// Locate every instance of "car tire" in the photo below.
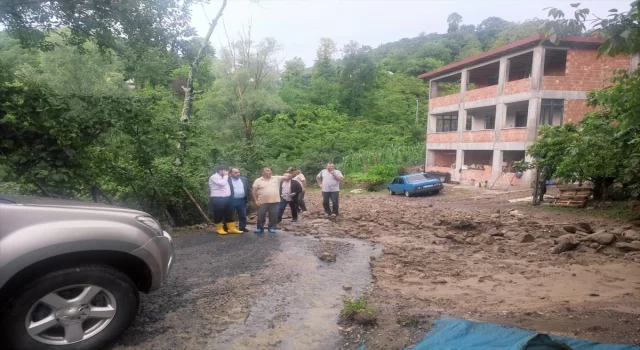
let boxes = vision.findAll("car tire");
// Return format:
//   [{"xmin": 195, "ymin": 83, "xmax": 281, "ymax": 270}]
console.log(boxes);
[
  {"xmin": 404, "ymin": 191, "xmax": 411, "ymax": 197},
  {"xmin": 0, "ymin": 265, "xmax": 139, "ymax": 350},
  {"xmin": 434, "ymin": 190, "xmax": 441, "ymax": 195},
  {"xmin": 388, "ymin": 188, "xmax": 395, "ymax": 195}
]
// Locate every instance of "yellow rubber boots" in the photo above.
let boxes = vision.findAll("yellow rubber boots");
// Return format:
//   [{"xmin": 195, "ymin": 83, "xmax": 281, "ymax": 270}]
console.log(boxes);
[
  {"xmin": 227, "ymin": 222, "xmax": 243, "ymax": 234},
  {"xmin": 216, "ymin": 223, "xmax": 228, "ymax": 235}
]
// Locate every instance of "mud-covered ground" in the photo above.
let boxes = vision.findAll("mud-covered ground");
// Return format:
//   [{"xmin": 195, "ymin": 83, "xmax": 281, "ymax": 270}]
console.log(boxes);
[{"xmin": 111, "ymin": 185, "xmax": 640, "ymax": 349}]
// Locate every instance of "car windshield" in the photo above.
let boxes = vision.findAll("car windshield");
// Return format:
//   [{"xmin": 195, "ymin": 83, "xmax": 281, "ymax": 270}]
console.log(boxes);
[{"xmin": 406, "ymin": 174, "xmax": 431, "ymax": 183}]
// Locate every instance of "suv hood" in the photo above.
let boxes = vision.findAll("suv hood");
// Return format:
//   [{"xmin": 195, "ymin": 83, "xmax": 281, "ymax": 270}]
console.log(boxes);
[{"xmin": 0, "ymin": 195, "xmax": 147, "ymax": 215}]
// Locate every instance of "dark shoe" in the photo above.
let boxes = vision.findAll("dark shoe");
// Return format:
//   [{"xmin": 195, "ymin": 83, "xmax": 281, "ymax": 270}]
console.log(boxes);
[
  {"xmin": 254, "ymin": 228, "xmax": 264, "ymax": 233},
  {"xmin": 241, "ymin": 228, "xmax": 249, "ymax": 233},
  {"xmin": 268, "ymin": 228, "xmax": 277, "ymax": 233},
  {"xmin": 292, "ymin": 218, "xmax": 298, "ymax": 222}
]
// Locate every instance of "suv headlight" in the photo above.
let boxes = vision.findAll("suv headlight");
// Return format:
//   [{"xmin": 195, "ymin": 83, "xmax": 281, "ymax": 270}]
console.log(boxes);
[{"xmin": 137, "ymin": 216, "xmax": 163, "ymax": 236}]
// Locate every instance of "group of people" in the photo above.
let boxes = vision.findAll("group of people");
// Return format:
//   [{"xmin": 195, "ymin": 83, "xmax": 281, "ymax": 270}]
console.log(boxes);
[{"xmin": 207, "ymin": 163, "xmax": 344, "ymax": 235}]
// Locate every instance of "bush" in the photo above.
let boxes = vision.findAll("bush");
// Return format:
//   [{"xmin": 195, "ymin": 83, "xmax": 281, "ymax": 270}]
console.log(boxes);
[
  {"xmin": 342, "ymin": 296, "xmax": 376, "ymax": 319},
  {"xmin": 350, "ymin": 164, "xmax": 400, "ymax": 191}
]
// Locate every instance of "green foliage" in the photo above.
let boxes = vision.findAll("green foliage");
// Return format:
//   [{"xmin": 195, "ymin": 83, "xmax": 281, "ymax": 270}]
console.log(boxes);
[
  {"xmin": 341, "ymin": 296, "xmax": 376, "ymax": 319},
  {"xmin": 339, "ymin": 144, "xmax": 425, "ymax": 175},
  {"xmin": 349, "ymin": 164, "xmax": 401, "ymax": 190}
]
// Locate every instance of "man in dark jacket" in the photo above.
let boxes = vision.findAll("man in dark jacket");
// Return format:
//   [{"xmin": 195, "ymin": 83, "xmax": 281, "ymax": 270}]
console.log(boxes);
[
  {"xmin": 228, "ymin": 168, "xmax": 252, "ymax": 232},
  {"xmin": 277, "ymin": 172, "xmax": 302, "ymax": 223}
]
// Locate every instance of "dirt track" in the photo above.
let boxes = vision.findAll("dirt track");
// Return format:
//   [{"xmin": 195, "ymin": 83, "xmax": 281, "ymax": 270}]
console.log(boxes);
[
  {"xmin": 112, "ymin": 185, "xmax": 640, "ymax": 349},
  {"xmin": 292, "ymin": 187, "xmax": 640, "ymax": 349}
]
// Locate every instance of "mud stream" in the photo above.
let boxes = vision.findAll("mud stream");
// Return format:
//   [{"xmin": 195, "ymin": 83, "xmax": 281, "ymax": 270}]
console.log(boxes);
[{"xmin": 207, "ymin": 234, "xmax": 381, "ymax": 350}]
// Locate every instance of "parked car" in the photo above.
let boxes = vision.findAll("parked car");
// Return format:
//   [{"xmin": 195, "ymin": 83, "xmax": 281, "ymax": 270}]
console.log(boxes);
[
  {"xmin": 387, "ymin": 173, "xmax": 443, "ymax": 197},
  {"xmin": 0, "ymin": 196, "xmax": 174, "ymax": 350}
]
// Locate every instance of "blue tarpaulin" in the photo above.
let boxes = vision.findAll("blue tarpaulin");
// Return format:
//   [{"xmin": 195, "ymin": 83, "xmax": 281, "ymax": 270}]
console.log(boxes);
[
  {"xmin": 407, "ymin": 319, "xmax": 640, "ymax": 350},
  {"xmin": 357, "ymin": 318, "xmax": 640, "ymax": 350}
]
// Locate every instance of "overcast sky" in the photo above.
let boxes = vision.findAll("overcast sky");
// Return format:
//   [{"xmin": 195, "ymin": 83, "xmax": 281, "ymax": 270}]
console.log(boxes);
[{"xmin": 193, "ymin": 0, "xmax": 630, "ymax": 66}]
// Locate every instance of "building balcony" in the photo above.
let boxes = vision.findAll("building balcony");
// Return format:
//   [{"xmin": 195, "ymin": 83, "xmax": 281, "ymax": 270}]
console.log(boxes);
[
  {"xmin": 430, "ymin": 93, "xmax": 460, "ymax": 109},
  {"xmin": 464, "ymin": 85, "xmax": 497, "ymax": 102},
  {"xmin": 499, "ymin": 128, "xmax": 527, "ymax": 142},
  {"xmin": 427, "ymin": 132, "xmax": 457, "ymax": 143},
  {"xmin": 462, "ymin": 130, "xmax": 495, "ymax": 143},
  {"xmin": 503, "ymin": 78, "xmax": 530, "ymax": 95}
]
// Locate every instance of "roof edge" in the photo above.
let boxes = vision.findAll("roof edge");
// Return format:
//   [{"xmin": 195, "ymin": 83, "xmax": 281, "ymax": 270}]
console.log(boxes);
[{"xmin": 418, "ymin": 35, "xmax": 603, "ymax": 80}]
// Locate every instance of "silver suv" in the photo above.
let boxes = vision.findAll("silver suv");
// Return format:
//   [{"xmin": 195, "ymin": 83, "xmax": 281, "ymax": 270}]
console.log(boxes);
[{"xmin": 0, "ymin": 196, "xmax": 174, "ymax": 350}]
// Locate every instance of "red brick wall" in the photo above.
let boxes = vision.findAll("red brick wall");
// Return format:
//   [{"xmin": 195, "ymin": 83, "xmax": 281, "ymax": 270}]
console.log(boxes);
[
  {"xmin": 433, "ymin": 151, "xmax": 456, "ymax": 167},
  {"xmin": 461, "ymin": 130, "xmax": 494, "ymax": 143},
  {"xmin": 460, "ymin": 166, "xmax": 493, "ymax": 183},
  {"xmin": 543, "ymin": 49, "xmax": 630, "ymax": 91},
  {"xmin": 430, "ymin": 93, "xmax": 460, "ymax": 109},
  {"xmin": 427, "ymin": 132, "xmax": 458, "ymax": 143},
  {"xmin": 464, "ymin": 85, "xmax": 498, "ymax": 102},
  {"xmin": 504, "ymin": 78, "xmax": 530, "ymax": 95},
  {"xmin": 564, "ymin": 100, "xmax": 598, "ymax": 124},
  {"xmin": 499, "ymin": 128, "xmax": 526, "ymax": 142}
]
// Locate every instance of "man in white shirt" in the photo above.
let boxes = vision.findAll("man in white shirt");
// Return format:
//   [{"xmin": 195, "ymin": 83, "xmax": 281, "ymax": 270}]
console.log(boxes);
[
  {"xmin": 316, "ymin": 162, "xmax": 344, "ymax": 216},
  {"xmin": 209, "ymin": 165, "xmax": 242, "ymax": 235}
]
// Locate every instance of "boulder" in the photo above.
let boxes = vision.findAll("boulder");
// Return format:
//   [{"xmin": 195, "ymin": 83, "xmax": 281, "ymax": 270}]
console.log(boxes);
[
  {"xmin": 616, "ymin": 241, "xmax": 640, "ymax": 252},
  {"xmin": 551, "ymin": 235, "xmax": 579, "ymax": 254},
  {"xmin": 563, "ymin": 226, "xmax": 577, "ymax": 234},
  {"xmin": 589, "ymin": 243, "xmax": 600, "ymax": 249},
  {"xmin": 622, "ymin": 229, "xmax": 640, "ymax": 242},
  {"xmin": 576, "ymin": 222, "xmax": 594, "ymax": 233},
  {"xmin": 343, "ymin": 284, "xmax": 352, "ymax": 291},
  {"xmin": 319, "ymin": 252, "xmax": 336, "ymax": 262},
  {"xmin": 516, "ymin": 233, "xmax": 535, "ymax": 243},
  {"xmin": 353, "ymin": 310, "xmax": 377, "ymax": 325},
  {"xmin": 483, "ymin": 235, "xmax": 496, "ymax": 245},
  {"xmin": 549, "ymin": 229, "xmax": 564, "ymax": 238},
  {"xmin": 590, "ymin": 233, "xmax": 616, "ymax": 245}
]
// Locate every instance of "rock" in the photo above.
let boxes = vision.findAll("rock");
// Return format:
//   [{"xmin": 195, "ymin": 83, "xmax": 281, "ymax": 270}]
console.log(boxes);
[
  {"xmin": 590, "ymin": 233, "xmax": 616, "ymax": 245},
  {"xmin": 589, "ymin": 243, "xmax": 600, "ymax": 249},
  {"xmin": 319, "ymin": 252, "xmax": 336, "ymax": 262},
  {"xmin": 549, "ymin": 229, "xmax": 564, "ymax": 238},
  {"xmin": 622, "ymin": 229, "xmax": 640, "ymax": 242},
  {"xmin": 504, "ymin": 231, "xmax": 519, "ymax": 239},
  {"xmin": 551, "ymin": 235, "xmax": 579, "ymax": 254},
  {"xmin": 343, "ymin": 284, "xmax": 352, "ymax": 291},
  {"xmin": 576, "ymin": 222, "xmax": 594, "ymax": 233},
  {"xmin": 353, "ymin": 310, "xmax": 377, "ymax": 325},
  {"xmin": 516, "ymin": 233, "xmax": 535, "ymax": 243},
  {"xmin": 509, "ymin": 210, "xmax": 520, "ymax": 216},
  {"xmin": 432, "ymin": 279, "xmax": 448, "ymax": 284},
  {"xmin": 563, "ymin": 226, "xmax": 577, "ymax": 234},
  {"xmin": 350, "ymin": 189, "xmax": 363, "ymax": 194},
  {"xmin": 483, "ymin": 235, "xmax": 496, "ymax": 245},
  {"xmin": 496, "ymin": 209, "xmax": 501, "ymax": 214},
  {"xmin": 490, "ymin": 214, "xmax": 500, "ymax": 219},
  {"xmin": 616, "ymin": 241, "xmax": 640, "ymax": 252},
  {"xmin": 610, "ymin": 227, "xmax": 625, "ymax": 235},
  {"xmin": 488, "ymin": 229, "xmax": 504, "ymax": 236}
]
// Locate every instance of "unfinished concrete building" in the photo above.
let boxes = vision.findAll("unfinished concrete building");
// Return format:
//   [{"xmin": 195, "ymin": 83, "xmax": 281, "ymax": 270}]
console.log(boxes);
[{"xmin": 421, "ymin": 34, "xmax": 639, "ymax": 188}]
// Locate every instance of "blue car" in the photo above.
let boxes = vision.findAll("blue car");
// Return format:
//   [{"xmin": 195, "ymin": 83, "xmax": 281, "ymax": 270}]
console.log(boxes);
[{"xmin": 388, "ymin": 173, "xmax": 443, "ymax": 197}]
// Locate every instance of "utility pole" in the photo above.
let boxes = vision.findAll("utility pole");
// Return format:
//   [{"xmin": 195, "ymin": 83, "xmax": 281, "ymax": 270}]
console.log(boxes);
[{"xmin": 415, "ymin": 98, "xmax": 419, "ymax": 125}]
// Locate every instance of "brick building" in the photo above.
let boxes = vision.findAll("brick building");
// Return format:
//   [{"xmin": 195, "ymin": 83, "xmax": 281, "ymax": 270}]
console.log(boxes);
[{"xmin": 420, "ymin": 34, "xmax": 639, "ymax": 188}]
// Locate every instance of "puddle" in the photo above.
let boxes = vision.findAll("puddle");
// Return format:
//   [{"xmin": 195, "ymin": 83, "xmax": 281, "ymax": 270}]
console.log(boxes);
[{"xmin": 206, "ymin": 233, "xmax": 381, "ymax": 350}]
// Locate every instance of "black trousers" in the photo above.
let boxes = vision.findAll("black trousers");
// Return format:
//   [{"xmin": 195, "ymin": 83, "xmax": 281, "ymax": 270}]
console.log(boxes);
[
  {"xmin": 209, "ymin": 196, "xmax": 232, "ymax": 224},
  {"xmin": 322, "ymin": 191, "xmax": 339, "ymax": 215},
  {"xmin": 278, "ymin": 198, "xmax": 298, "ymax": 222},
  {"xmin": 297, "ymin": 191, "xmax": 307, "ymax": 212}
]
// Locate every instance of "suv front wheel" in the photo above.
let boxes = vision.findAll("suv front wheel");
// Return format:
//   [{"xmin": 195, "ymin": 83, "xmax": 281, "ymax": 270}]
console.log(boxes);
[{"xmin": 1, "ymin": 265, "xmax": 139, "ymax": 350}]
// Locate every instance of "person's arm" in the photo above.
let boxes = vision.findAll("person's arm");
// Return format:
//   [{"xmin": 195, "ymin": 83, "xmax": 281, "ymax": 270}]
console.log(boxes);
[
  {"xmin": 211, "ymin": 173, "xmax": 228, "ymax": 186},
  {"xmin": 330, "ymin": 170, "xmax": 344, "ymax": 182},
  {"xmin": 252, "ymin": 185, "xmax": 259, "ymax": 206}
]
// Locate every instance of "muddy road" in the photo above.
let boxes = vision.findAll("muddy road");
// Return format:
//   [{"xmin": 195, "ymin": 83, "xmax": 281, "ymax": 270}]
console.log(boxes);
[{"xmin": 112, "ymin": 186, "xmax": 640, "ymax": 349}]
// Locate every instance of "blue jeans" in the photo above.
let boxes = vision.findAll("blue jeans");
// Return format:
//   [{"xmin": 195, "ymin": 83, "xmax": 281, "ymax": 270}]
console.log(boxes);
[
  {"xmin": 231, "ymin": 197, "xmax": 247, "ymax": 229},
  {"xmin": 277, "ymin": 198, "xmax": 298, "ymax": 222}
]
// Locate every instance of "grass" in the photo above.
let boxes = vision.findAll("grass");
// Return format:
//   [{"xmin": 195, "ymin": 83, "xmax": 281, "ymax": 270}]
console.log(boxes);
[
  {"xmin": 338, "ymin": 144, "xmax": 425, "ymax": 175},
  {"xmin": 541, "ymin": 201, "xmax": 634, "ymax": 220},
  {"xmin": 341, "ymin": 296, "xmax": 376, "ymax": 319},
  {"xmin": 396, "ymin": 314, "xmax": 420, "ymax": 328}
]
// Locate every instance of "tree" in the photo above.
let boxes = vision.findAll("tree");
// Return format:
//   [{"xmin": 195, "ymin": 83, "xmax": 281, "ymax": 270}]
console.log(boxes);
[
  {"xmin": 339, "ymin": 41, "xmax": 376, "ymax": 116},
  {"xmin": 310, "ymin": 38, "xmax": 340, "ymax": 106},
  {"xmin": 0, "ymin": 0, "xmax": 196, "ymax": 52},
  {"xmin": 447, "ymin": 13, "xmax": 463, "ymax": 33}
]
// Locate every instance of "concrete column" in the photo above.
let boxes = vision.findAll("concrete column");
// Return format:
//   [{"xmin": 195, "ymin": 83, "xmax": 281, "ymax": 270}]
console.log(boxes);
[
  {"xmin": 494, "ymin": 103, "xmax": 506, "ymax": 141},
  {"xmin": 525, "ymin": 98, "xmax": 541, "ymax": 142},
  {"xmin": 459, "ymin": 69, "xmax": 468, "ymax": 103},
  {"xmin": 631, "ymin": 53, "xmax": 640, "ymax": 73},
  {"xmin": 491, "ymin": 150, "xmax": 503, "ymax": 184},
  {"xmin": 426, "ymin": 114, "xmax": 435, "ymax": 133},
  {"xmin": 530, "ymin": 46, "xmax": 545, "ymax": 91},
  {"xmin": 497, "ymin": 57, "xmax": 509, "ymax": 96},
  {"xmin": 457, "ymin": 108, "xmax": 466, "ymax": 143},
  {"xmin": 454, "ymin": 149, "xmax": 464, "ymax": 181},
  {"xmin": 430, "ymin": 80, "xmax": 439, "ymax": 99}
]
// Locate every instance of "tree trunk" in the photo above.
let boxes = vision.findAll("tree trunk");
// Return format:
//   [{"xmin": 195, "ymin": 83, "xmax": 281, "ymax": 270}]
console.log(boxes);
[
  {"xmin": 178, "ymin": 0, "xmax": 228, "ymax": 159},
  {"xmin": 183, "ymin": 186, "xmax": 213, "ymax": 225}
]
